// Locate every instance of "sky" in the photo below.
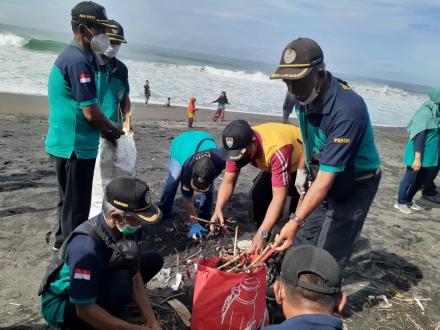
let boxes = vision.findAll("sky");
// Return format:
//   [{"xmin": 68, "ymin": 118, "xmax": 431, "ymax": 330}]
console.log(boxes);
[{"xmin": 0, "ymin": 0, "xmax": 439, "ymax": 85}]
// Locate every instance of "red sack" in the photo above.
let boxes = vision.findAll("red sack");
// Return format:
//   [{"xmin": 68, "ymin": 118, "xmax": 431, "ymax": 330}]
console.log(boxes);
[{"xmin": 191, "ymin": 257, "xmax": 268, "ymax": 330}]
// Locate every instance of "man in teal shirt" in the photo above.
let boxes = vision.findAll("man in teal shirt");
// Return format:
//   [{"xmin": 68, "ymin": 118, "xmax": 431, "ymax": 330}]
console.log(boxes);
[
  {"xmin": 272, "ymin": 38, "xmax": 381, "ymax": 269},
  {"xmin": 99, "ymin": 20, "xmax": 131, "ymax": 126},
  {"xmin": 45, "ymin": 1, "xmax": 123, "ymax": 250}
]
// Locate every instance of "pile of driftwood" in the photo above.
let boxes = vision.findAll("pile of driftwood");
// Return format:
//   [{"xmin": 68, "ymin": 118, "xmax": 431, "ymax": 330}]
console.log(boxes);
[{"xmin": 216, "ymin": 242, "xmax": 277, "ymax": 273}]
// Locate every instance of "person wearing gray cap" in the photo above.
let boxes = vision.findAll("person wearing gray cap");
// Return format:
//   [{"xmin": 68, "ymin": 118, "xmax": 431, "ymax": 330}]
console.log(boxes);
[
  {"xmin": 271, "ymin": 38, "xmax": 381, "ymax": 270},
  {"xmin": 264, "ymin": 245, "xmax": 346, "ymax": 329}
]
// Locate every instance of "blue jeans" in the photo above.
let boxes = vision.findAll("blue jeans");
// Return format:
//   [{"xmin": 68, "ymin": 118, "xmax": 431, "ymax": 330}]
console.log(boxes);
[
  {"xmin": 158, "ymin": 158, "xmax": 214, "ymax": 219},
  {"xmin": 397, "ymin": 166, "xmax": 432, "ymax": 204}
]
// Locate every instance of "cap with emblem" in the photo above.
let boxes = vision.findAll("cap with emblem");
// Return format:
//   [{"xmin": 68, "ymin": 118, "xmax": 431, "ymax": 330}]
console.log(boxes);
[
  {"xmin": 71, "ymin": 1, "xmax": 114, "ymax": 27},
  {"xmin": 105, "ymin": 176, "xmax": 161, "ymax": 224},
  {"xmin": 280, "ymin": 245, "xmax": 341, "ymax": 294},
  {"xmin": 191, "ymin": 155, "xmax": 216, "ymax": 192},
  {"xmin": 106, "ymin": 19, "xmax": 127, "ymax": 43},
  {"xmin": 222, "ymin": 120, "xmax": 253, "ymax": 161},
  {"xmin": 271, "ymin": 38, "xmax": 324, "ymax": 80}
]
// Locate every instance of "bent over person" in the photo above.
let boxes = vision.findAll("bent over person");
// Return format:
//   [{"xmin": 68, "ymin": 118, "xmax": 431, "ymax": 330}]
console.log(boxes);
[
  {"xmin": 271, "ymin": 38, "xmax": 381, "ymax": 269},
  {"xmin": 39, "ymin": 177, "xmax": 163, "ymax": 330},
  {"xmin": 211, "ymin": 120, "xmax": 303, "ymax": 252},
  {"xmin": 158, "ymin": 131, "xmax": 226, "ymax": 239}
]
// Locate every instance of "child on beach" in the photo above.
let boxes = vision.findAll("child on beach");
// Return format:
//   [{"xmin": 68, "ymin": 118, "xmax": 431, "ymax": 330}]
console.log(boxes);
[
  {"xmin": 187, "ymin": 96, "xmax": 197, "ymax": 128},
  {"xmin": 211, "ymin": 91, "xmax": 229, "ymax": 125},
  {"xmin": 144, "ymin": 80, "xmax": 151, "ymax": 106},
  {"xmin": 395, "ymin": 87, "xmax": 440, "ymax": 214},
  {"xmin": 164, "ymin": 97, "xmax": 171, "ymax": 107}
]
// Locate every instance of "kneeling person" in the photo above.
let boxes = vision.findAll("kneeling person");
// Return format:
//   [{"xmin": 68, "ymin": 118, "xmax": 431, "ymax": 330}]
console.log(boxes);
[
  {"xmin": 39, "ymin": 177, "xmax": 163, "ymax": 330},
  {"xmin": 265, "ymin": 245, "xmax": 346, "ymax": 329},
  {"xmin": 158, "ymin": 131, "xmax": 226, "ymax": 239}
]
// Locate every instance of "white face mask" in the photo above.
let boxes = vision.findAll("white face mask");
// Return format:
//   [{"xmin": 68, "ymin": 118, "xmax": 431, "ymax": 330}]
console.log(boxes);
[
  {"xmin": 104, "ymin": 44, "xmax": 120, "ymax": 58},
  {"xmin": 298, "ymin": 74, "xmax": 321, "ymax": 106},
  {"xmin": 90, "ymin": 33, "xmax": 111, "ymax": 54},
  {"xmin": 81, "ymin": 24, "xmax": 112, "ymax": 54}
]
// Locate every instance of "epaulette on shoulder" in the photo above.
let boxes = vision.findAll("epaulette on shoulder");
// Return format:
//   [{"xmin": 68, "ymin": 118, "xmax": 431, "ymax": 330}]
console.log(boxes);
[{"xmin": 337, "ymin": 78, "xmax": 351, "ymax": 90}]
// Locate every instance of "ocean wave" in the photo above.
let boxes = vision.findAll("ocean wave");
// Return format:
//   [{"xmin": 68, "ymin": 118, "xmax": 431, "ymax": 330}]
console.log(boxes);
[
  {"xmin": 203, "ymin": 66, "xmax": 272, "ymax": 83},
  {"xmin": 0, "ymin": 32, "xmax": 28, "ymax": 47},
  {"xmin": 352, "ymin": 83, "xmax": 412, "ymax": 98},
  {"xmin": 0, "ymin": 32, "xmax": 65, "ymax": 52}
]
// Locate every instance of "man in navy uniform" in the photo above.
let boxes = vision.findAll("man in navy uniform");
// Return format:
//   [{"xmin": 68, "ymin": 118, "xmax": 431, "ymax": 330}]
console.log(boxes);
[
  {"xmin": 39, "ymin": 177, "xmax": 163, "ymax": 330},
  {"xmin": 45, "ymin": 1, "xmax": 123, "ymax": 250},
  {"xmin": 272, "ymin": 38, "xmax": 381, "ymax": 269}
]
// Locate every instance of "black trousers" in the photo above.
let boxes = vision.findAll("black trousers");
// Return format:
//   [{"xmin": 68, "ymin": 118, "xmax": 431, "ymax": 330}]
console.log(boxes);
[
  {"xmin": 61, "ymin": 251, "xmax": 164, "ymax": 329},
  {"xmin": 294, "ymin": 171, "xmax": 381, "ymax": 270},
  {"xmin": 248, "ymin": 170, "xmax": 299, "ymax": 233},
  {"xmin": 53, "ymin": 154, "xmax": 96, "ymax": 245},
  {"xmin": 422, "ymin": 165, "xmax": 440, "ymax": 196}
]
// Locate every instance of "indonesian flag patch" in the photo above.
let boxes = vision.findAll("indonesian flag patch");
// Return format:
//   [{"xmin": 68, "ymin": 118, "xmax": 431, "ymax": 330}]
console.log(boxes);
[
  {"xmin": 74, "ymin": 268, "xmax": 91, "ymax": 280},
  {"xmin": 79, "ymin": 73, "xmax": 91, "ymax": 83}
]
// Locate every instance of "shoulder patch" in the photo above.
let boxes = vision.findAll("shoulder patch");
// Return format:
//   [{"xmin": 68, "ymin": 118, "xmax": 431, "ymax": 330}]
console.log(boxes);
[
  {"xmin": 339, "ymin": 82, "xmax": 351, "ymax": 90},
  {"xmin": 73, "ymin": 268, "xmax": 91, "ymax": 280},
  {"xmin": 333, "ymin": 137, "xmax": 351, "ymax": 144}
]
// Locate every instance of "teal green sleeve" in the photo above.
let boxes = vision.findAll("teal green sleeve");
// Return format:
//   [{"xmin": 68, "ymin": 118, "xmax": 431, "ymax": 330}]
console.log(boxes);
[
  {"xmin": 319, "ymin": 164, "xmax": 345, "ymax": 173},
  {"xmin": 79, "ymin": 98, "xmax": 98, "ymax": 107},
  {"xmin": 70, "ymin": 296, "xmax": 96, "ymax": 304}
]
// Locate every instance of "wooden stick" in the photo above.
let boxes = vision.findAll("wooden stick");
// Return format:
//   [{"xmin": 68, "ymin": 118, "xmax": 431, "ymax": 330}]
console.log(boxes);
[
  {"xmin": 160, "ymin": 292, "xmax": 186, "ymax": 305},
  {"xmin": 216, "ymin": 252, "xmax": 246, "ymax": 270},
  {"xmin": 190, "ymin": 215, "xmax": 236, "ymax": 231},
  {"xmin": 241, "ymin": 245, "xmax": 272, "ymax": 273},
  {"xmin": 233, "ymin": 226, "xmax": 238, "ymax": 257}
]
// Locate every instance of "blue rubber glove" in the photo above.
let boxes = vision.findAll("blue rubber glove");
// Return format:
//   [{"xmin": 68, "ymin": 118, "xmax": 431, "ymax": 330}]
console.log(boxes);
[{"xmin": 188, "ymin": 223, "xmax": 208, "ymax": 239}]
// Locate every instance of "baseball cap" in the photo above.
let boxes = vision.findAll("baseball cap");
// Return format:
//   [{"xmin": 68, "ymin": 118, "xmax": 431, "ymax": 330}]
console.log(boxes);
[
  {"xmin": 270, "ymin": 38, "xmax": 324, "ymax": 80},
  {"xmin": 222, "ymin": 120, "xmax": 253, "ymax": 161},
  {"xmin": 71, "ymin": 1, "xmax": 115, "ymax": 27},
  {"xmin": 191, "ymin": 154, "xmax": 216, "ymax": 192},
  {"xmin": 106, "ymin": 20, "xmax": 127, "ymax": 43},
  {"xmin": 280, "ymin": 245, "xmax": 341, "ymax": 294},
  {"xmin": 105, "ymin": 177, "xmax": 162, "ymax": 224}
]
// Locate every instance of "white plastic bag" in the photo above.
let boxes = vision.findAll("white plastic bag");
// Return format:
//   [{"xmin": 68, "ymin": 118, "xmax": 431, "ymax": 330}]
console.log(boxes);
[{"xmin": 89, "ymin": 129, "xmax": 136, "ymax": 218}]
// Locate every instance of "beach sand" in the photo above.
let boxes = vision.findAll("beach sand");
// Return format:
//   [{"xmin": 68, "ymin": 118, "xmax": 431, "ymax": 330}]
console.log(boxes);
[{"xmin": 0, "ymin": 92, "xmax": 439, "ymax": 329}]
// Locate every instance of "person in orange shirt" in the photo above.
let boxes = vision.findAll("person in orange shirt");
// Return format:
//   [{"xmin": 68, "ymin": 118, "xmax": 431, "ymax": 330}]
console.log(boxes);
[{"xmin": 187, "ymin": 96, "xmax": 197, "ymax": 128}]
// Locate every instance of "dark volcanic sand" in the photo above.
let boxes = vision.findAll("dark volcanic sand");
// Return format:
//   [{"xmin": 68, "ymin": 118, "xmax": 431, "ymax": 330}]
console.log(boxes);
[{"xmin": 0, "ymin": 93, "xmax": 439, "ymax": 329}]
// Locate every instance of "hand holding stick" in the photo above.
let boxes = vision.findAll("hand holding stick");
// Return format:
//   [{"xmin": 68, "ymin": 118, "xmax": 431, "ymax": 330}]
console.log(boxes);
[{"xmin": 190, "ymin": 215, "xmax": 236, "ymax": 232}]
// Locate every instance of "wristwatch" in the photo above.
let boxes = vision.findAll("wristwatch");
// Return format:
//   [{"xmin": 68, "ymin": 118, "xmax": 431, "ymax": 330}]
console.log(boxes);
[
  {"xmin": 257, "ymin": 230, "xmax": 269, "ymax": 239},
  {"xmin": 289, "ymin": 213, "xmax": 305, "ymax": 229}
]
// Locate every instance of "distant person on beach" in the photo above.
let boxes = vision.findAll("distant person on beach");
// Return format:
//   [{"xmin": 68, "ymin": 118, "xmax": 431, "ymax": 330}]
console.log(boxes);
[
  {"xmin": 210, "ymin": 120, "xmax": 303, "ymax": 252},
  {"xmin": 187, "ymin": 96, "xmax": 197, "ymax": 128},
  {"xmin": 395, "ymin": 87, "xmax": 440, "ymax": 214},
  {"xmin": 45, "ymin": 1, "xmax": 123, "ymax": 250},
  {"xmin": 211, "ymin": 91, "xmax": 229, "ymax": 125},
  {"xmin": 164, "ymin": 97, "xmax": 171, "ymax": 107},
  {"xmin": 264, "ymin": 245, "xmax": 346, "ymax": 330},
  {"xmin": 271, "ymin": 38, "xmax": 381, "ymax": 270},
  {"xmin": 282, "ymin": 91, "xmax": 295, "ymax": 123},
  {"xmin": 158, "ymin": 131, "xmax": 225, "ymax": 239},
  {"xmin": 39, "ymin": 177, "xmax": 163, "ymax": 330},
  {"xmin": 144, "ymin": 80, "xmax": 151, "ymax": 105}
]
